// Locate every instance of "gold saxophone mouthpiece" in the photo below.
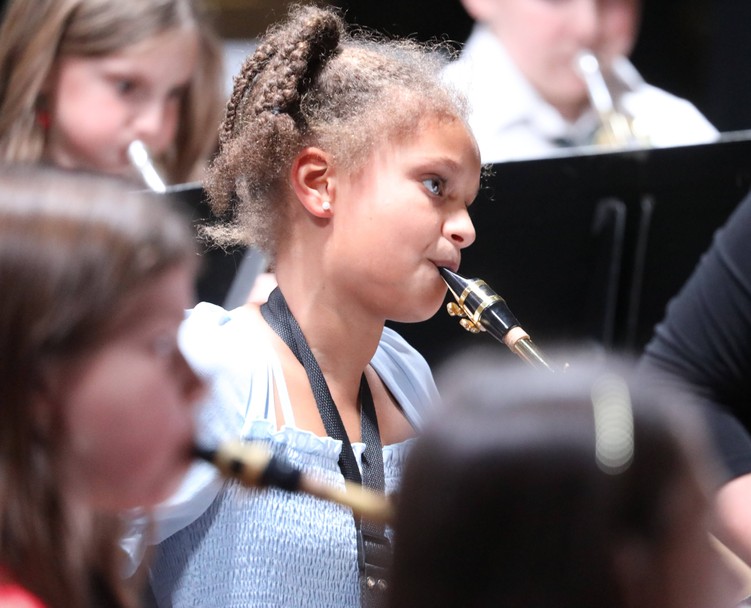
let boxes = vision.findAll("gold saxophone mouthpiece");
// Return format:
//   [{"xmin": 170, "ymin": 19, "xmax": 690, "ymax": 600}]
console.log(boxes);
[
  {"xmin": 439, "ymin": 267, "xmax": 554, "ymax": 372},
  {"xmin": 193, "ymin": 440, "xmax": 395, "ymax": 525}
]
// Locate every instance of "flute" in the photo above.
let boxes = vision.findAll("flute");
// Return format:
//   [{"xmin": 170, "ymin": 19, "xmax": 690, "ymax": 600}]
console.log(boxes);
[
  {"xmin": 127, "ymin": 140, "xmax": 167, "ymax": 193},
  {"xmin": 193, "ymin": 439, "xmax": 395, "ymax": 525},
  {"xmin": 440, "ymin": 267, "xmax": 554, "ymax": 372}
]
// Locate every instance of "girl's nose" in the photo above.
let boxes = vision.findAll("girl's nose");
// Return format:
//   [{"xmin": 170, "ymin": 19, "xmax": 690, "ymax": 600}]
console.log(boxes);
[
  {"xmin": 133, "ymin": 100, "xmax": 177, "ymax": 155},
  {"xmin": 447, "ymin": 207, "xmax": 476, "ymax": 249},
  {"xmin": 570, "ymin": 0, "xmax": 600, "ymax": 47}
]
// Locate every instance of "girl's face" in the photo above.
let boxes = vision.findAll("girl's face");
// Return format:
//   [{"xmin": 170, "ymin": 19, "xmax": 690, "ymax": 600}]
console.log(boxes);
[
  {"xmin": 57, "ymin": 265, "xmax": 205, "ymax": 512},
  {"xmin": 45, "ymin": 27, "xmax": 199, "ymax": 178},
  {"xmin": 328, "ymin": 115, "xmax": 480, "ymax": 323}
]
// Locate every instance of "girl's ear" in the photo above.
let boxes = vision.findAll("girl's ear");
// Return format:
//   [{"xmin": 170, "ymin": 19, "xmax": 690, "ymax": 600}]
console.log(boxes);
[{"xmin": 290, "ymin": 146, "xmax": 336, "ymax": 218}]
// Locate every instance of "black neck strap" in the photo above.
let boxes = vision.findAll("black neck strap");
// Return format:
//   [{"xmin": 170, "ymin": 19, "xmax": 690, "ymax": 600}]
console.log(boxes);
[{"xmin": 261, "ymin": 288, "xmax": 391, "ymax": 606}]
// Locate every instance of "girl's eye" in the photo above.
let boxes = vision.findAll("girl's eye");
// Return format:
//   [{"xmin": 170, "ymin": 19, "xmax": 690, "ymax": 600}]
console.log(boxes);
[
  {"xmin": 422, "ymin": 177, "xmax": 444, "ymax": 196},
  {"xmin": 115, "ymin": 79, "xmax": 137, "ymax": 95}
]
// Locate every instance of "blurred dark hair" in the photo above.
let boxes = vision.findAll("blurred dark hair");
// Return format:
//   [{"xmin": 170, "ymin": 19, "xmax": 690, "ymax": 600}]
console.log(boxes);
[{"xmin": 389, "ymin": 348, "xmax": 717, "ymax": 608}]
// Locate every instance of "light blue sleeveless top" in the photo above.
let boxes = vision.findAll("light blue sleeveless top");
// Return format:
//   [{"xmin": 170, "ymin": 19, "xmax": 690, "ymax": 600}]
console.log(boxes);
[{"xmin": 124, "ymin": 303, "xmax": 439, "ymax": 607}]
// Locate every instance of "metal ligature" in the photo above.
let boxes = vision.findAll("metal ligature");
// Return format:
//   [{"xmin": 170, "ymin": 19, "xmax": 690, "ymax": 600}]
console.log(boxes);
[
  {"xmin": 127, "ymin": 139, "xmax": 167, "ymax": 193},
  {"xmin": 194, "ymin": 439, "xmax": 394, "ymax": 524},
  {"xmin": 440, "ymin": 267, "xmax": 554, "ymax": 372}
]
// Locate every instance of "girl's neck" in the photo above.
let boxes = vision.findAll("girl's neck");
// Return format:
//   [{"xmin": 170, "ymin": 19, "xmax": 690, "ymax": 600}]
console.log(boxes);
[
  {"xmin": 273, "ymin": 273, "xmax": 383, "ymax": 388},
  {"xmin": 272, "ymin": 218, "xmax": 386, "ymax": 388}
]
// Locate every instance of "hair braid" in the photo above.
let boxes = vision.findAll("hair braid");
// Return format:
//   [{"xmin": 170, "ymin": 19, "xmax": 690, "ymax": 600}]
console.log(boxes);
[
  {"xmin": 219, "ymin": 6, "xmax": 340, "ymax": 149},
  {"xmin": 219, "ymin": 42, "xmax": 275, "ymax": 149},
  {"xmin": 206, "ymin": 5, "xmax": 343, "ymax": 252}
]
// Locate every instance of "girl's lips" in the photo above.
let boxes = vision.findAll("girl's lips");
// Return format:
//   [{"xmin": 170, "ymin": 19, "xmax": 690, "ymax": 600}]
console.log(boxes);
[{"xmin": 433, "ymin": 260, "xmax": 460, "ymax": 273}]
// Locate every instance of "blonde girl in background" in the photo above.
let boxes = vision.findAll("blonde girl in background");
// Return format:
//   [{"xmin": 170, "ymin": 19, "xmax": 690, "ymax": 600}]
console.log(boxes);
[{"xmin": 0, "ymin": 0, "xmax": 224, "ymax": 185}]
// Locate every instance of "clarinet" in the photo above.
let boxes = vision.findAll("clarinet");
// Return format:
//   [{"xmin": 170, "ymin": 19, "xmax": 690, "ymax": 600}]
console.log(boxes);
[{"xmin": 193, "ymin": 440, "xmax": 394, "ymax": 524}]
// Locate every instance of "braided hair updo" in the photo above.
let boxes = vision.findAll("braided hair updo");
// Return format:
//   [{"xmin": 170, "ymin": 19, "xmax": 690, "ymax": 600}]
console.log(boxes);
[{"xmin": 205, "ymin": 3, "xmax": 467, "ymax": 258}]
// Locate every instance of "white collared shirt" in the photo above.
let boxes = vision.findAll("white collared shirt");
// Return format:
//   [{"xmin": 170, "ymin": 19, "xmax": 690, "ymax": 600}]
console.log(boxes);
[{"xmin": 442, "ymin": 24, "xmax": 719, "ymax": 163}]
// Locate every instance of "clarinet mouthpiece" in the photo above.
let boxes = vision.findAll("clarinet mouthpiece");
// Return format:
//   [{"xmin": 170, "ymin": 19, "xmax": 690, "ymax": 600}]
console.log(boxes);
[
  {"xmin": 439, "ymin": 267, "xmax": 521, "ymax": 343},
  {"xmin": 439, "ymin": 267, "xmax": 554, "ymax": 372}
]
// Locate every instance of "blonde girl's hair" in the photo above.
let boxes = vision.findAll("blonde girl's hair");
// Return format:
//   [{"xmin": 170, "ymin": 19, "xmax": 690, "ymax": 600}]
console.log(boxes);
[{"xmin": 0, "ymin": 0, "xmax": 225, "ymax": 183}]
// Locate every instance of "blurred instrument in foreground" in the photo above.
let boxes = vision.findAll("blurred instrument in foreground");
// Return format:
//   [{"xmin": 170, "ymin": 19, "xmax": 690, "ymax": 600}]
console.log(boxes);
[{"xmin": 194, "ymin": 439, "xmax": 394, "ymax": 524}]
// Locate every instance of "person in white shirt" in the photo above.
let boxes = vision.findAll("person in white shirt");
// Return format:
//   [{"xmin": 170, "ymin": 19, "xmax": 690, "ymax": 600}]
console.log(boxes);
[{"xmin": 442, "ymin": 0, "xmax": 718, "ymax": 163}]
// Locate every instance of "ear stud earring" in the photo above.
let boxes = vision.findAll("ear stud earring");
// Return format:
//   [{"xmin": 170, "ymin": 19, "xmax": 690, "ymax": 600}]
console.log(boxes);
[{"xmin": 321, "ymin": 201, "xmax": 331, "ymax": 212}]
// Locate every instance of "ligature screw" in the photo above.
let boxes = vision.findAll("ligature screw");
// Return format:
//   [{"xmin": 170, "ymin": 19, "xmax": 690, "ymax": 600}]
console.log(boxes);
[
  {"xmin": 459, "ymin": 318, "xmax": 481, "ymax": 334},
  {"xmin": 446, "ymin": 302, "xmax": 466, "ymax": 317}
]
